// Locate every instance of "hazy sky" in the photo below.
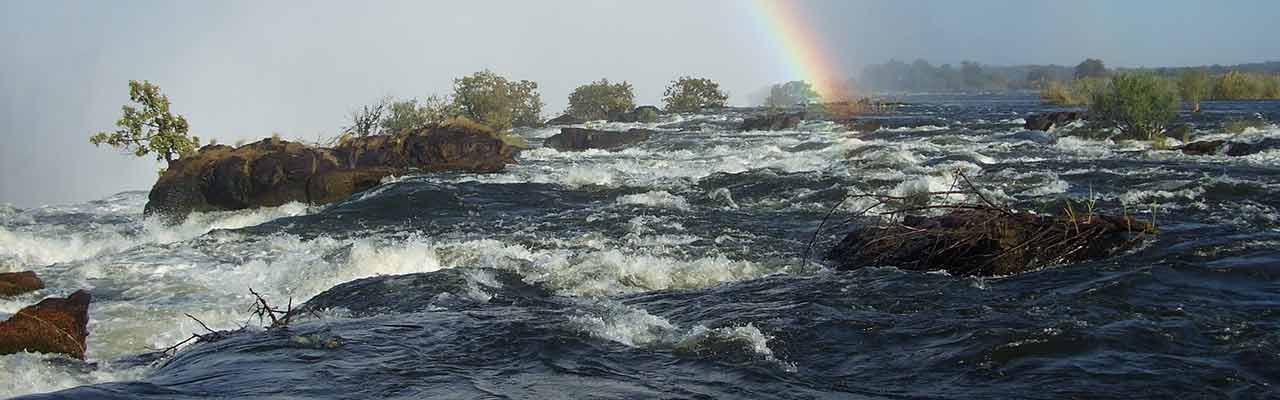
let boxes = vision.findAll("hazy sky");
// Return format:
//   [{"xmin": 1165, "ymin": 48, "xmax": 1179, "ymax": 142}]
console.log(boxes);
[{"xmin": 2, "ymin": 0, "xmax": 1277, "ymax": 207}]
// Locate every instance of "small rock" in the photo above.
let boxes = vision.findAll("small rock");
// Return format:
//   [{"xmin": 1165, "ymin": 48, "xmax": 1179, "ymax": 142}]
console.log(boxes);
[
  {"xmin": 545, "ymin": 114, "xmax": 587, "ymax": 126},
  {"xmin": 0, "ymin": 271, "xmax": 44, "ymax": 297},
  {"xmin": 0, "ymin": 290, "xmax": 91, "ymax": 359},
  {"xmin": 544, "ymin": 128, "xmax": 652, "ymax": 151},
  {"xmin": 1024, "ymin": 111, "xmax": 1086, "ymax": 131}
]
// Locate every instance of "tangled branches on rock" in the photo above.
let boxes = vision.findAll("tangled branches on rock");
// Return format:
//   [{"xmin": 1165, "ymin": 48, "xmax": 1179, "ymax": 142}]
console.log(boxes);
[{"xmin": 812, "ymin": 170, "xmax": 1155, "ymax": 277}]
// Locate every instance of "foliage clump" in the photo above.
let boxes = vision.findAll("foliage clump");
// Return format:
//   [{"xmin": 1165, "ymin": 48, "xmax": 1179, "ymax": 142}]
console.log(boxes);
[
  {"xmin": 662, "ymin": 76, "xmax": 729, "ymax": 113},
  {"xmin": 452, "ymin": 70, "xmax": 543, "ymax": 131},
  {"xmin": 764, "ymin": 81, "xmax": 820, "ymax": 107},
  {"xmin": 378, "ymin": 95, "xmax": 459, "ymax": 135},
  {"xmin": 566, "ymin": 79, "xmax": 636, "ymax": 121},
  {"xmin": 1090, "ymin": 73, "xmax": 1179, "ymax": 143},
  {"xmin": 1074, "ymin": 58, "xmax": 1109, "ymax": 79},
  {"xmin": 1039, "ymin": 77, "xmax": 1108, "ymax": 106},
  {"xmin": 90, "ymin": 80, "xmax": 200, "ymax": 166},
  {"xmin": 1177, "ymin": 69, "xmax": 1211, "ymax": 113}
]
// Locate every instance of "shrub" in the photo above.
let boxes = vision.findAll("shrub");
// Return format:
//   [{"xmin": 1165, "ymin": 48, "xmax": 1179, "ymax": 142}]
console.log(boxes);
[
  {"xmin": 344, "ymin": 96, "xmax": 390, "ymax": 136},
  {"xmin": 1039, "ymin": 78, "xmax": 1107, "ymax": 106},
  {"xmin": 90, "ymin": 80, "xmax": 200, "ymax": 166},
  {"xmin": 1074, "ymin": 58, "xmax": 1108, "ymax": 80},
  {"xmin": 662, "ymin": 76, "xmax": 729, "ymax": 113},
  {"xmin": 634, "ymin": 107, "xmax": 659, "ymax": 123},
  {"xmin": 1213, "ymin": 71, "xmax": 1264, "ymax": 100},
  {"xmin": 1090, "ymin": 74, "xmax": 1178, "ymax": 142},
  {"xmin": 379, "ymin": 95, "xmax": 459, "ymax": 134},
  {"xmin": 764, "ymin": 80, "xmax": 820, "ymax": 107},
  {"xmin": 566, "ymin": 79, "xmax": 635, "ymax": 121},
  {"xmin": 1177, "ymin": 70, "xmax": 1211, "ymax": 112},
  {"xmin": 452, "ymin": 70, "xmax": 544, "ymax": 131}
]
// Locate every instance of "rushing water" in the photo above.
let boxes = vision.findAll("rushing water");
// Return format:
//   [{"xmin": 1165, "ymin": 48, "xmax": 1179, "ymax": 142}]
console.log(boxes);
[{"xmin": 2, "ymin": 94, "xmax": 1278, "ymax": 399}]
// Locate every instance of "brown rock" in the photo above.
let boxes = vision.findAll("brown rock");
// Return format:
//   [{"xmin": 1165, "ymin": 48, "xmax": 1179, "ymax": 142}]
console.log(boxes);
[
  {"xmin": 0, "ymin": 290, "xmax": 91, "ymax": 359},
  {"xmin": 145, "ymin": 123, "xmax": 520, "ymax": 218},
  {"xmin": 828, "ymin": 209, "xmax": 1152, "ymax": 277},
  {"xmin": 0, "ymin": 271, "xmax": 44, "ymax": 297},
  {"xmin": 544, "ymin": 128, "xmax": 652, "ymax": 152}
]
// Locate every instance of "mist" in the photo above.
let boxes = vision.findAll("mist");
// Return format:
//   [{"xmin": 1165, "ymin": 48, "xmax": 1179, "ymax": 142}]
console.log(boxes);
[{"xmin": 3, "ymin": 0, "xmax": 1276, "ymax": 207}]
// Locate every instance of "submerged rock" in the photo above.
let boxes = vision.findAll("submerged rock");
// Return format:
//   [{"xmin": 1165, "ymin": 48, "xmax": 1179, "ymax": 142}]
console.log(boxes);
[
  {"xmin": 545, "ymin": 114, "xmax": 587, "ymax": 126},
  {"xmin": 544, "ymin": 127, "xmax": 652, "ymax": 151},
  {"xmin": 145, "ymin": 124, "xmax": 521, "ymax": 218},
  {"xmin": 0, "ymin": 290, "xmax": 91, "ymax": 359},
  {"xmin": 739, "ymin": 112, "xmax": 805, "ymax": 131},
  {"xmin": 828, "ymin": 209, "xmax": 1152, "ymax": 277},
  {"xmin": 0, "ymin": 271, "xmax": 44, "ymax": 297},
  {"xmin": 1024, "ymin": 111, "xmax": 1087, "ymax": 131}
]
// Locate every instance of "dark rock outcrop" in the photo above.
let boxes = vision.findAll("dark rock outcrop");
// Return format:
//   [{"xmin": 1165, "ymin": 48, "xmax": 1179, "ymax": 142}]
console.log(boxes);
[
  {"xmin": 0, "ymin": 290, "xmax": 91, "ymax": 359},
  {"xmin": 545, "ymin": 114, "xmax": 586, "ymax": 126},
  {"xmin": 608, "ymin": 105, "xmax": 663, "ymax": 123},
  {"xmin": 1181, "ymin": 138, "xmax": 1280, "ymax": 157},
  {"xmin": 145, "ymin": 124, "xmax": 521, "ymax": 217},
  {"xmin": 1025, "ymin": 111, "xmax": 1087, "ymax": 131},
  {"xmin": 544, "ymin": 128, "xmax": 652, "ymax": 151},
  {"xmin": 0, "ymin": 271, "xmax": 44, "ymax": 297},
  {"xmin": 828, "ymin": 209, "xmax": 1151, "ymax": 277},
  {"xmin": 739, "ymin": 112, "xmax": 805, "ymax": 131}
]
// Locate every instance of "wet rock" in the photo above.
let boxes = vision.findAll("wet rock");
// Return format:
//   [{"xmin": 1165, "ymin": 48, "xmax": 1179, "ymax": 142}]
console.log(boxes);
[
  {"xmin": 739, "ymin": 112, "xmax": 805, "ymax": 131},
  {"xmin": 608, "ymin": 105, "xmax": 663, "ymax": 123},
  {"xmin": 828, "ymin": 209, "xmax": 1152, "ymax": 277},
  {"xmin": 1009, "ymin": 130, "xmax": 1056, "ymax": 145},
  {"xmin": 544, "ymin": 128, "xmax": 652, "ymax": 151},
  {"xmin": 1180, "ymin": 140, "xmax": 1226, "ymax": 156},
  {"xmin": 545, "ymin": 114, "xmax": 586, "ymax": 126},
  {"xmin": 0, "ymin": 271, "xmax": 44, "ymax": 297},
  {"xmin": 0, "ymin": 290, "xmax": 91, "ymax": 359},
  {"xmin": 145, "ymin": 124, "xmax": 521, "ymax": 218},
  {"xmin": 1025, "ymin": 111, "xmax": 1087, "ymax": 131},
  {"xmin": 1180, "ymin": 138, "xmax": 1280, "ymax": 157},
  {"xmin": 844, "ymin": 120, "xmax": 883, "ymax": 133}
]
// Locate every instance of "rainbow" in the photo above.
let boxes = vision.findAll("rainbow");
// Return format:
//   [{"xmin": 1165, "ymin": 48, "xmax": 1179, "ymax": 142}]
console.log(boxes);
[{"xmin": 750, "ymin": 0, "xmax": 851, "ymax": 100}]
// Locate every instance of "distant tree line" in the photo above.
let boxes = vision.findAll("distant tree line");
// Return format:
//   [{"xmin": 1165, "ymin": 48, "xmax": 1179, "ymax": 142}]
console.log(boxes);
[{"xmin": 857, "ymin": 58, "xmax": 1280, "ymax": 96}]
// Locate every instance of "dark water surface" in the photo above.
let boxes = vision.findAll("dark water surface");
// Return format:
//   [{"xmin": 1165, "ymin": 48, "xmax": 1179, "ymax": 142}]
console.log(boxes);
[{"xmin": 3, "ymin": 94, "xmax": 1278, "ymax": 399}]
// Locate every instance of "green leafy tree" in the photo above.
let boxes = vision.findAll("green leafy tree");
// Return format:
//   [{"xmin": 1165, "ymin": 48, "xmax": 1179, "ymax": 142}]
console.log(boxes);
[
  {"xmin": 1213, "ymin": 71, "xmax": 1266, "ymax": 100},
  {"xmin": 452, "ymin": 70, "xmax": 544, "ymax": 131},
  {"xmin": 566, "ymin": 79, "xmax": 636, "ymax": 120},
  {"xmin": 379, "ymin": 95, "xmax": 460, "ymax": 134},
  {"xmin": 1074, "ymin": 58, "xmax": 1108, "ymax": 80},
  {"xmin": 1090, "ymin": 73, "xmax": 1179, "ymax": 142},
  {"xmin": 764, "ymin": 80, "xmax": 820, "ymax": 107},
  {"xmin": 662, "ymin": 76, "xmax": 729, "ymax": 113},
  {"xmin": 90, "ymin": 80, "xmax": 199, "ymax": 166},
  {"xmin": 1177, "ymin": 69, "xmax": 1211, "ymax": 113}
]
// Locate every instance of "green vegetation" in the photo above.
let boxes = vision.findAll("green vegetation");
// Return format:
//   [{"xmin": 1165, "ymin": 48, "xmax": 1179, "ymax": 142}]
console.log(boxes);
[
  {"xmin": 90, "ymin": 80, "xmax": 200, "ymax": 166},
  {"xmin": 566, "ymin": 79, "xmax": 635, "ymax": 121},
  {"xmin": 379, "ymin": 95, "xmax": 459, "ymax": 135},
  {"xmin": 1039, "ymin": 77, "xmax": 1107, "ymax": 106},
  {"xmin": 1090, "ymin": 73, "xmax": 1179, "ymax": 143},
  {"xmin": 764, "ymin": 80, "xmax": 820, "ymax": 107},
  {"xmin": 1213, "ymin": 71, "xmax": 1280, "ymax": 100},
  {"xmin": 452, "ymin": 70, "xmax": 543, "ymax": 131},
  {"xmin": 1177, "ymin": 70, "xmax": 1211, "ymax": 112},
  {"xmin": 1074, "ymin": 58, "xmax": 1109, "ymax": 79},
  {"xmin": 662, "ymin": 76, "xmax": 729, "ymax": 113}
]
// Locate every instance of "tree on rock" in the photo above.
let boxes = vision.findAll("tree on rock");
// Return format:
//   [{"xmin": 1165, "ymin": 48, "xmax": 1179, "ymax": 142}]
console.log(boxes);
[
  {"xmin": 566, "ymin": 79, "xmax": 636, "ymax": 121},
  {"xmin": 90, "ymin": 80, "xmax": 199, "ymax": 166},
  {"xmin": 1090, "ymin": 73, "xmax": 1178, "ymax": 142},
  {"xmin": 1074, "ymin": 58, "xmax": 1108, "ymax": 80},
  {"xmin": 764, "ymin": 81, "xmax": 820, "ymax": 107},
  {"xmin": 452, "ymin": 70, "xmax": 543, "ymax": 131},
  {"xmin": 662, "ymin": 76, "xmax": 729, "ymax": 113}
]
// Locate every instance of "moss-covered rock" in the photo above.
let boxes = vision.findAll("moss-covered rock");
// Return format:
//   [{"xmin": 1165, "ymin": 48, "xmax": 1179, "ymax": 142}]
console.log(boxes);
[
  {"xmin": 145, "ymin": 124, "xmax": 521, "ymax": 218},
  {"xmin": 0, "ymin": 290, "xmax": 91, "ymax": 359},
  {"xmin": 0, "ymin": 271, "xmax": 44, "ymax": 297}
]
